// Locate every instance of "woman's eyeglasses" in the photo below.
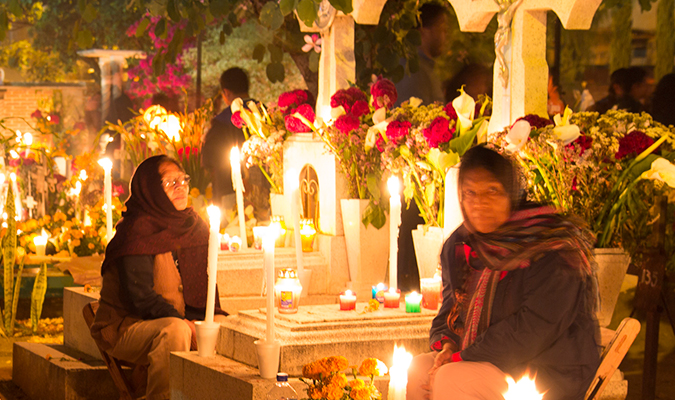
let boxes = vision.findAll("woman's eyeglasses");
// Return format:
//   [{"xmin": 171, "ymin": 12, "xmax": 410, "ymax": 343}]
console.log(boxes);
[{"xmin": 162, "ymin": 175, "xmax": 191, "ymax": 190}]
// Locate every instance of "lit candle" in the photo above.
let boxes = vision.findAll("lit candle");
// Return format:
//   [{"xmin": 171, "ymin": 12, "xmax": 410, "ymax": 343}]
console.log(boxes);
[
  {"xmin": 98, "ymin": 158, "xmax": 113, "ymax": 242},
  {"xmin": 383, "ymin": 288, "xmax": 401, "ymax": 309},
  {"xmin": 405, "ymin": 291, "xmax": 423, "ymax": 313},
  {"xmin": 387, "ymin": 176, "xmax": 401, "ymax": 291},
  {"xmin": 443, "ymin": 166, "xmax": 464, "ymax": 237},
  {"xmin": 372, "ymin": 283, "xmax": 387, "ymax": 302},
  {"xmin": 263, "ymin": 226, "xmax": 278, "ymax": 343},
  {"xmin": 300, "ymin": 219, "xmax": 316, "ymax": 252},
  {"xmin": 274, "ymin": 269, "xmax": 302, "ymax": 314},
  {"xmin": 287, "ymin": 168, "xmax": 305, "ymax": 276},
  {"xmin": 420, "ymin": 275, "xmax": 442, "ymax": 310},
  {"xmin": 205, "ymin": 205, "xmax": 221, "ymax": 324},
  {"xmin": 388, "ymin": 345, "xmax": 413, "ymax": 400},
  {"xmin": 33, "ymin": 233, "xmax": 48, "ymax": 257},
  {"xmin": 230, "ymin": 146, "xmax": 248, "ymax": 249},
  {"xmin": 220, "ymin": 233, "xmax": 230, "ymax": 251},
  {"xmin": 23, "ymin": 132, "xmax": 33, "ymax": 156},
  {"xmin": 339, "ymin": 290, "xmax": 357, "ymax": 311},
  {"xmin": 252, "ymin": 227, "xmax": 264, "ymax": 250},
  {"xmin": 503, "ymin": 375, "xmax": 543, "ymax": 400}
]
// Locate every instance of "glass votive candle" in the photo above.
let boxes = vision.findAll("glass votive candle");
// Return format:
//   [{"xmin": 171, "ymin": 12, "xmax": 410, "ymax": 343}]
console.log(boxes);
[
  {"xmin": 270, "ymin": 215, "xmax": 287, "ymax": 247},
  {"xmin": 252, "ymin": 226, "xmax": 265, "ymax": 250},
  {"xmin": 33, "ymin": 234, "xmax": 48, "ymax": 257},
  {"xmin": 300, "ymin": 218, "xmax": 316, "ymax": 252},
  {"xmin": 383, "ymin": 288, "xmax": 401, "ymax": 309},
  {"xmin": 372, "ymin": 283, "xmax": 387, "ymax": 303},
  {"xmin": 229, "ymin": 236, "xmax": 242, "ymax": 252},
  {"xmin": 405, "ymin": 291, "xmax": 423, "ymax": 313},
  {"xmin": 220, "ymin": 233, "xmax": 230, "ymax": 251},
  {"xmin": 420, "ymin": 276, "xmax": 442, "ymax": 310},
  {"xmin": 339, "ymin": 290, "xmax": 357, "ymax": 311},
  {"xmin": 275, "ymin": 269, "xmax": 303, "ymax": 314}
]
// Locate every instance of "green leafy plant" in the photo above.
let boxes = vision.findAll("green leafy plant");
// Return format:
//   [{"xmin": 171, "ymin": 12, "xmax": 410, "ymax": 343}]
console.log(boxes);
[{"xmin": 1, "ymin": 184, "xmax": 25, "ymax": 337}]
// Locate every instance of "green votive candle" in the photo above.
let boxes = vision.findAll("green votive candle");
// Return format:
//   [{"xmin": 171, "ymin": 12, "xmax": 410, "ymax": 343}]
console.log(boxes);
[{"xmin": 405, "ymin": 291, "xmax": 423, "ymax": 313}]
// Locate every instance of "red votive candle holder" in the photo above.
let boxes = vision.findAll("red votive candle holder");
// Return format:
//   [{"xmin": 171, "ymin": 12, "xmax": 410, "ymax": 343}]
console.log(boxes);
[
  {"xmin": 339, "ymin": 290, "xmax": 357, "ymax": 311},
  {"xmin": 383, "ymin": 288, "xmax": 401, "ymax": 308},
  {"xmin": 420, "ymin": 277, "xmax": 442, "ymax": 310}
]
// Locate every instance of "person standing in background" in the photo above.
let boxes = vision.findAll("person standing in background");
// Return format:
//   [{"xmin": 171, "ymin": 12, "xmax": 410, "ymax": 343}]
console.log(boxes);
[
  {"xmin": 201, "ymin": 68, "xmax": 254, "ymax": 224},
  {"xmin": 394, "ymin": 2, "xmax": 449, "ymax": 292}
]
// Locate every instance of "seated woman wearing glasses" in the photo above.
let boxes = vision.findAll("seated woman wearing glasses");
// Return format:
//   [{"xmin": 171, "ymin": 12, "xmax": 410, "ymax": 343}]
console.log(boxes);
[
  {"xmin": 91, "ymin": 155, "xmax": 227, "ymax": 400},
  {"xmin": 407, "ymin": 146, "xmax": 600, "ymax": 400}
]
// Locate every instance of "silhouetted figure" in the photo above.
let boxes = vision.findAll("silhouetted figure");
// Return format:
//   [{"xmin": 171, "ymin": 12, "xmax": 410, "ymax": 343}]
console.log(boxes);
[
  {"xmin": 651, "ymin": 73, "xmax": 675, "ymax": 126},
  {"xmin": 444, "ymin": 63, "xmax": 492, "ymax": 104},
  {"xmin": 591, "ymin": 67, "xmax": 648, "ymax": 114}
]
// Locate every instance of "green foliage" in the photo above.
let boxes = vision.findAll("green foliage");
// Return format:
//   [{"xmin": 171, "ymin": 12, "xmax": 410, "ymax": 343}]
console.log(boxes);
[
  {"xmin": 655, "ymin": 0, "xmax": 675, "ymax": 81},
  {"xmin": 0, "ymin": 40, "xmax": 71, "ymax": 82},
  {"xmin": 30, "ymin": 263, "xmax": 47, "ymax": 334}
]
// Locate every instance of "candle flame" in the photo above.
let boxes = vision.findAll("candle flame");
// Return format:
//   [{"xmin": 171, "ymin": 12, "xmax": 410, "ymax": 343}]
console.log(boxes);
[
  {"xmin": 387, "ymin": 176, "xmax": 400, "ymax": 196},
  {"xmin": 23, "ymin": 132, "xmax": 33, "ymax": 146},
  {"xmin": 230, "ymin": 146, "xmax": 240, "ymax": 165},
  {"xmin": 376, "ymin": 359, "xmax": 389, "ymax": 376},
  {"xmin": 376, "ymin": 283, "xmax": 386, "ymax": 290},
  {"xmin": 503, "ymin": 375, "xmax": 543, "ymax": 400},
  {"xmin": 9, "ymin": 172, "xmax": 16, "ymax": 182},
  {"xmin": 9, "ymin": 150, "xmax": 19, "ymax": 159},
  {"xmin": 207, "ymin": 205, "xmax": 221, "ymax": 230},
  {"xmin": 79, "ymin": 170, "xmax": 88, "ymax": 181},
  {"xmin": 98, "ymin": 157, "xmax": 112, "ymax": 171},
  {"xmin": 390, "ymin": 344, "xmax": 413, "ymax": 382},
  {"xmin": 344, "ymin": 289, "xmax": 353, "ymax": 296}
]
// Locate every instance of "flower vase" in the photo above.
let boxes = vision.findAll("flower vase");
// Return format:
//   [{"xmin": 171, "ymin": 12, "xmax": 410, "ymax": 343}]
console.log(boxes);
[
  {"xmin": 254, "ymin": 339, "xmax": 281, "ymax": 379},
  {"xmin": 411, "ymin": 225, "xmax": 445, "ymax": 279},
  {"xmin": 593, "ymin": 248, "xmax": 631, "ymax": 328},
  {"xmin": 194, "ymin": 321, "xmax": 220, "ymax": 357},
  {"xmin": 340, "ymin": 199, "xmax": 389, "ymax": 300}
]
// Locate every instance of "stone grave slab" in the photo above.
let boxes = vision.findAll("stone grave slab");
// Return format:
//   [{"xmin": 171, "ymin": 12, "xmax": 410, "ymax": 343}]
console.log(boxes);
[
  {"xmin": 170, "ymin": 351, "xmax": 390, "ymax": 400},
  {"xmin": 64, "ymin": 287, "xmax": 101, "ymax": 360},
  {"xmin": 218, "ymin": 303, "xmax": 435, "ymax": 376}
]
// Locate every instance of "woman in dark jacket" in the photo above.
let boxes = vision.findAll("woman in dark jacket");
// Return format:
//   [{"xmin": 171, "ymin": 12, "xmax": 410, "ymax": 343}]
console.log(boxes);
[
  {"xmin": 91, "ymin": 155, "xmax": 227, "ymax": 400},
  {"xmin": 407, "ymin": 146, "xmax": 600, "ymax": 400}
]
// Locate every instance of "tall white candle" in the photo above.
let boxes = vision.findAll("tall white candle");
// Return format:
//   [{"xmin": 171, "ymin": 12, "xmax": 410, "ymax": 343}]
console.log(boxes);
[
  {"xmin": 230, "ymin": 146, "xmax": 248, "ymax": 249},
  {"xmin": 287, "ymin": 169, "xmax": 304, "ymax": 276},
  {"xmin": 205, "ymin": 205, "xmax": 221, "ymax": 324},
  {"xmin": 263, "ymin": 227, "xmax": 276, "ymax": 343},
  {"xmin": 388, "ymin": 345, "xmax": 412, "ymax": 400},
  {"xmin": 98, "ymin": 158, "xmax": 113, "ymax": 242},
  {"xmin": 443, "ymin": 166, "xmax": 464, "ymax": 237},
  {"xmin": 387, "ymin": 177, "xmax": 401, "ymax": 291}
]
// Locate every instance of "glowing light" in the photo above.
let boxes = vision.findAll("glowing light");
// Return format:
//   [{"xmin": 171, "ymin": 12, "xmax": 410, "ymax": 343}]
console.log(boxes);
[
  {"xmin": 388, "ymin": 345, "xmax": 413, "ymax": 400},
  {"xmin": 9, "ymin": 172, "xmax": 16, "ymax": 182},
  {"xmin": 23, "ymin": 132, "xmax": 32, "ymax": 146},
  {"xmin": 387, "ymin": 176, "xmax": 400, "ymax": 197},
  {"xmin": 503, "ymin": 375, "xmax": 543, "ymax": 400},
  {"xmin": 79, "ymin": 170, "xmax": 88, "ymax": 181},
  {"xmin": 207, "ymin": 205, "xmax": 221, "ymax": 231},
  {"xmin": 98, "ymin": 158, "xmax": 113, "ymax": 171},
  {"xmin": 9, "ymin": 150, "xmax": 19, "ymax": 159}
]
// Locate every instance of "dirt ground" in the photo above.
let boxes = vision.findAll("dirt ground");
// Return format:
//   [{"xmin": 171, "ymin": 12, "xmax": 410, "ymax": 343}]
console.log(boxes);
[{"xmin": 0, "ymin": 284, "xmax": 674, "ymax": 400}]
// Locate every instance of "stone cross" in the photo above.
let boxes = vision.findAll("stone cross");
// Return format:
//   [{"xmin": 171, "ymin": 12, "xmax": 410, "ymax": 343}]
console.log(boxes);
[
  {"xmin": 23, "ymin": 196, "xmax": 37, "ymax": 219},
  {"xmin": 298, "ymin": 0, "xmax": 387, "ymax": 121},
  {"xmin": 446, "ymin": 0, "xmax": 601, "ymax": 133}
]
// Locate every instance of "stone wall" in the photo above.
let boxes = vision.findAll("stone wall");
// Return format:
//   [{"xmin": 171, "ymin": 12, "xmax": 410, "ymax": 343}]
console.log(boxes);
[{"xmin": 0, "ymin": 83, "xmax": 88, "ymax": 136}]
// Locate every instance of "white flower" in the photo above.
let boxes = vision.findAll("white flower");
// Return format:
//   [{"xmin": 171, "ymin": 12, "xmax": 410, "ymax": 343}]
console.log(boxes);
[
  {"xmin": 331, "ymin": 106, "xmax": 346, "ymax": 120},
  {"xmin": 365, "ymin": 121, "xmax": 388, "ymax": 151},
  {"xmin": 642, "ymin": 158, "xmax": 675, "ymax": 188},
  {"xmin": 552, "ymin": 106, "xmax": 580, "ymax": 144},
  {"xmin": 452, "ymin": 88, "xmax": 476, "ymax": 134},
  {"xmin": 372, "ymin": 107, "xmax": 387, "ymax": 125},
  {"xmin": 505, "ymin": 119, "xmax": 531, "ymax": 152},
  {"xmin": 231, "ymin": 98, "xmax": 243, "ymax": 113},
  {"xmin": 302, "ymin": 34, "xmax": 322, "ymax": 53},
  {"xmin": 407, "ymin": 97, "xmax": 423, "ymax": 108}
]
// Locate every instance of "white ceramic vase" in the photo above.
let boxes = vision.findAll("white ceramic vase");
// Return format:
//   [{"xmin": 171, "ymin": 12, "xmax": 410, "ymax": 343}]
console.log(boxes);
[
  {"xmin": 411, "ymin": 225, "xmax": 445, "ymax": 279},
  {"xmin": 593, "ymin": 248, "xmax": 631, "ymax": 328}
]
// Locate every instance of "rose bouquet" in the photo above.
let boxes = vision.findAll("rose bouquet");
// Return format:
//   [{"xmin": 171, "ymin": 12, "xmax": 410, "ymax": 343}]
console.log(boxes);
[
  {"xmin": 375, "ymin": 89, "xmax": 491, "ymax": 227},
  {"xmin": 493, "ymin": 109, "xmax": 675, "ymax": 269},
  {"xmin": 235, "ymin": 89, "xmax": 315, "ymax": 194},
  {"xmin": 300, "ymin": 356, "xmax": 385, "ymax": 400}
]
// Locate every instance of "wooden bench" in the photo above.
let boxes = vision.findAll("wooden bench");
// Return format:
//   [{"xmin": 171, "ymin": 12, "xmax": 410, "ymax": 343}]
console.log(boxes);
[
  {"xmin": 585, "ymin": 317, "xmax": 641, "ymax": 400},
  {"xmin": 82, "ymin": 302, "xmax": 144, "ymax": 400}
]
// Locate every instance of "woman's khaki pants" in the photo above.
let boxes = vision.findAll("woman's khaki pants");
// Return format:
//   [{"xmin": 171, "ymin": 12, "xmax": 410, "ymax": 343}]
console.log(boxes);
[
  {"xmin": 109, "ymin": 317, "xmax": 191, "ymax": 400},
  {"xmin": 407, "ymin": 352, "xmax": 508, "ymax": 400}
]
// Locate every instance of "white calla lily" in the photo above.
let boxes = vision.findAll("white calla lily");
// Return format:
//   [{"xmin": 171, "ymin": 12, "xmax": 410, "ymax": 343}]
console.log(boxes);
[
  {"xmin": 552, "ymin": 106, "xmax": 580, "ymax": 144},
  {"xmin": 408, "ymin": 97, "xmax": 423, "ymax": 108},
  {"xmin": 452, "ymin": 88, "xmax": 476, "ymax": 134},
  {"xmin": 505, "ymin": 119, "xmax": 531, "ymax": 152},
  {"xmin": 231, "ymin": 98, "xmax": 244, "ymax": 113},
  {"xmin": 365, "ymin": 121, "xmax": 388, "ymax": 151},
  {"xmin": 372, "ymin": 107, "xmax": 387, "ymax": 125},
  {"xmin": 641, "ymin": 158, "xmax": 675, "ymax": 188},
  {"xmin": 331, "ymin": 106, "xmax": 346, "ymax": 120},
  {"xmin": 475, "ymin": 120, "xmax": 489, "ymax": 144}
]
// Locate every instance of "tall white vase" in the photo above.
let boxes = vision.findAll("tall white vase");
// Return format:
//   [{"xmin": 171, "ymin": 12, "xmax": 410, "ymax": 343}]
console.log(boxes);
[
  {"xmin": 411, "ymin": 225, "xmax": 445, "ymax": 279},
  {"xmin": 593, "ymin": 248, "xmax": 631, "ymax": 328},
  {"xmin": 340, "ymin": 199, "xmax": 389, "ymax": 300}
]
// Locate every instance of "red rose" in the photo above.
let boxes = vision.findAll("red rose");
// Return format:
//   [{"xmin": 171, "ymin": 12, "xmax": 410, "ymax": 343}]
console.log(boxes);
[
  {"xmin": 284, "ymin": 104, "xmax": 315, "ymax": 133},
  {"xmin": 330, "ymin": 87, "xmax": 368, "ymax": 115},
  {"xmin": 335, "ymin": 114, "xmax": 360, "ymax": 134},
  {"xmin": 423, "ymin": 117, "xmax": 454, "ymax": 148},
  {"xmin": 350, "ymin": 100, "xmax": 370, "ymax": 118},
  {"xmin": 444, "ymin": 103, "xmax": 458, "ymax": 120},
  {"xmin": 278, "ymin": 89, "xmax": 309, "ymax": 112},
  {"xmin": 231, "ymin": 111, "xmax": 245, "ymax": 128},
  {"xmin": 516, "ymin": 114, "xmax": 552, "ymax": 130},
  {"xmin": 370, "ymin": 78, "xmax": 398, "ymax": 109},
  {"xmin": 48, "ymin": 113, "xmax": 60, "ymax": 124},
  {"xmin": 567, "ymin": 134, "xmax": 593, "ymax": 156},
  {"xmin": 385, "ymin": 120, "xmax": 411, "ymax": 141},
  {"xmin": 31, "ymin": 110, "xmax": 42, "ymax": 119},
  {"xmin": 615, "ymin": 130, "xmax": 655, "ymax": 160}
]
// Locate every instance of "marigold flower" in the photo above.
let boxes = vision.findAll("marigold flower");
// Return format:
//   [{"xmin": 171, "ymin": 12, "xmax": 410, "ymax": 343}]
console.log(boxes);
[
  {"xmin": 71, "ymin": 239, "xmax": 81, "ymax": 247},
  {"xmin": 358, "ymin": 358, "xmax": 380, "ymax": 377}
]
